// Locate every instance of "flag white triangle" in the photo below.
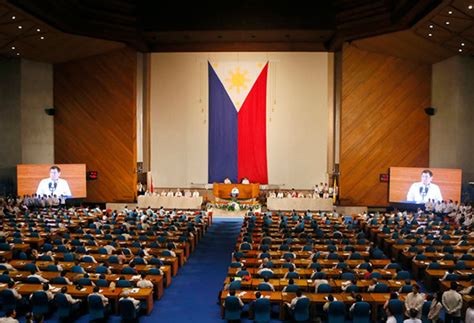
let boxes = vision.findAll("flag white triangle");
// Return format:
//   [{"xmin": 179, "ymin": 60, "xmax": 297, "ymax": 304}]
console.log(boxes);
[{"xmin": 210, "ymin": 61, "xmax": 266, "ymax": 112}]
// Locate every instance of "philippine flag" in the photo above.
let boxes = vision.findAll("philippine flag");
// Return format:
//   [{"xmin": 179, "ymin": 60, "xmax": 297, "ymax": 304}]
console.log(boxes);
[{"xmin": 208, "ymin": 61, "xmax": 268, "ymax": 184}]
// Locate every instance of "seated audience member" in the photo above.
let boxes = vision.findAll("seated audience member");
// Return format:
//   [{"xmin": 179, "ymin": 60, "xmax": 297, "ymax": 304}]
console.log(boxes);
[
  {"xmin": 89, "ymin": 286, "xmax": 109, "ymax": 307},
  {"xmin": 137, "ymin": 273, "xmax": 154, "ymax": 288},
  {"xmin": 241, "ymin": 177, "xmax": 250, "ymax": 184},
  {"xmin": 119, "ymin": 290, "xmax": 141, "ymax": 311},
  {"xmin": 224, "ymin": 177, "xmax": 232, "ymax": 184}
]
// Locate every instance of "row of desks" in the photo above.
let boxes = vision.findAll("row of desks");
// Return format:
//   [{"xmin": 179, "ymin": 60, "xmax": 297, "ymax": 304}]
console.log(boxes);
[{"xmin": 0, "ymin": 283, "xmax": 154, "ymax": 315}]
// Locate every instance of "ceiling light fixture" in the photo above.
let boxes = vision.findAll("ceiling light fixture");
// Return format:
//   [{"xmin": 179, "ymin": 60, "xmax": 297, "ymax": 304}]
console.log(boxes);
[
  {"xmin": 445, "ymin": 21, "xmax": 450, "ymax": 25},
  {"xmin": 429, "ymin": 25, "xmax": 434, "ymax": 29},
  {"xmin": 458, "ymin": 49, "xmax": 463, "ymax": 52},
  {"xmin": 11, "ymin": 16, "xmax": 15, "ymax": 20},
  {"xmin": 448, "ymin": 10, "xmax": 453, "ymax": 14},
  {"xmin": 461, "ymin": 43, "xmax": 465, "ymax": 46},
  {"xmin": 36, "ymin": 28, "xmax": 41, "ymax": 32},
  {"xmin": 16, "ymin": 53, "xmax": 20, "ymax": 56},
  {"xmin": 11, "ymin": 46, "xmax": 15, "ymax": 50},
  {"xmin": 40, "ymin": 36, "xmax": 45, "ymax": 40},
  {"xmin": 428, "ymin": 33, "xmax": 433, "ymax": 37},
  {"xmin": 469, "ymin": 5, "xmax": 473, "ymax": 10},
  {"xmin": 18, "ymin": 25, "xmax": 22, "ymax": 29}
]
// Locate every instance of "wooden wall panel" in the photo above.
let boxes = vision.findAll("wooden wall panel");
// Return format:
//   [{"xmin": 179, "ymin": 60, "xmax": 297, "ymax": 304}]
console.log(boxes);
[
  {"xmin": 340, "ymin": 45, "xmax": 431, "ymax": 206},
  {"xmin": 54, "ymin": 48, "xmax": 137, "ymax": 203}
]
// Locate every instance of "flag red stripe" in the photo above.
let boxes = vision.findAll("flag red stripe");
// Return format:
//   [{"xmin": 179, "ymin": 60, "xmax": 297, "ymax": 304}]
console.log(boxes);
[{"xmin": 237, "ymin": 63, "xmax": 268, "ymax": 184}]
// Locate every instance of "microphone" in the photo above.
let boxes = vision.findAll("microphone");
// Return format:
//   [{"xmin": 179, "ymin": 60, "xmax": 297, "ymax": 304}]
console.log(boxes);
[
  {"xmin": 49, "ymin": 182, "xmax": 57, "ymax": 194},
  {"xmin": 419, "ymin": 186, "xmax": 429, "ymax": 200}
]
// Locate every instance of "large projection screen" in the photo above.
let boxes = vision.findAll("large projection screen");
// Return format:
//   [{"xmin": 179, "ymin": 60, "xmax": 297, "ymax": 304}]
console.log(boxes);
[
  {"xmin": 389, "ymin": 167, "xmax": 462, "ymax": 203},
  {"xmin": 17, "ymin": 164, "xmax": 87, "ymax": 198}
]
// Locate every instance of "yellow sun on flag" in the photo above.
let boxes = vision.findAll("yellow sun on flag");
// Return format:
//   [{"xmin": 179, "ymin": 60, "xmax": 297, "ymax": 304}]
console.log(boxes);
[{"xmin": 226, "ymin": 67, "xmax": 249, "ymax": 94}]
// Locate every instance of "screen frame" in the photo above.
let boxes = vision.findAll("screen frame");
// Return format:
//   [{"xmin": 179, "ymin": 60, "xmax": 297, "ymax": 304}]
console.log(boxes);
[{"xmin": 17, "ymin": 164, "xmax": 87, "ymax": 198}]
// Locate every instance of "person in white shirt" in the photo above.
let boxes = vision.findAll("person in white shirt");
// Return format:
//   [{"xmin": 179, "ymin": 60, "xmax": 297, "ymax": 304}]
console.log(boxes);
[
  {"xmin": 224, "ymin": 177, "xmax": 232, "ymax": 184},
  {"xmin": 0, "ymin": 309, "xmax": 19, "ymax": 323},
  {"xmin": 285, "ymin": 290, "xmax": 308, "ymax": 310},
  {"xmin": 405, "ymin": 285, "xmax": 425, "ymax": 318},
  {"xmin": 406, "ymin": 170, "xmax": 443, "ymax": 203},
  {"xmin": 314, "ymin": 184, "xmax": 320, "ymax": 194},
  {"xmin": 466, "ymin": 299, "xmax": 474, "ymax": 323},
  {"xmin": 225, "ymin": 289, "xmax": 244, "ymax": 308},
  {"xmin": 89, "ymin": 286, "xmax": 109, "ymax": 306},
  {"xmin": 27, "ymin": 270, "xmax": 49, "ymax": 284},
  {"xmin": 59, "ymin": 286, "xmax": 81, "ymax": 304},
  {"xmin": 160, "ymin": 190, "xmax": 167, "ymax": 197},
  {"xmin": 166, "ymin": 191, "xmax": 174, "ymax": 197},
  {"xmin": 386, "ymin": 307, "xmax": 398, "ymax": 323},
  {"xmin": 241, "ymin": 178, "xmax": 250, "ymax": 184},
  {"xmin": 259, "ymin": 277, "xmax": 275, "ymax": 291},
  {"xmin": 297, "ymin": 192, "xmax": 305, "ymax": 198},
  {"xmin": 30, "ymin": 283, "xmax": 54, "ymax": 302},
  {"xmin": 184, "ymin": 190, "xmax": 192, "ymax": 198},
  {"xmin": 5, "ymin": 281, "xmax": 21, "ymax": 301},
  {"xmin": 136, "ymin": 274, "xmax": 154, "ymax": 288},
  {"xmin": 192, "ymin": 190, "xmax": 200, "ymax": 197},
  {"xmin": 277, "ymin": 191, "xmax": 284, "ymax": 198},
  {"xmin": 459, "ymin": 278, "xmax": 474, "ymax": 294},
  {"xmin": 165, "ymin": 246, "xmax": 176, "ymax": 258},
  {"xmin": 36, "ymin": 166, "xmax": 72, "ymax": 197},
  {"xmin": 0, "ymin": 258, "xmax": 17, "ymax": 271},
  {"xmin": 231, "ymin": 187, "xmax": 239, "ymax": 199},
  {"xmin": 119, "ymin": 290, "xmax": 141, "ymax": 310},
  {"xmin": 404, "ymin": 309, "xmax": 422, "ymax": 323},
  {"xmin": 428, "ymin": 293, "xmax": 443, "ymax": 323},
  {"xmin": 442, "ymin": 282, "xmax": 463, "ymax": 322},
  {"xmin": 175, "ymin": 189, "xmax": 183, "ymax": 197}
]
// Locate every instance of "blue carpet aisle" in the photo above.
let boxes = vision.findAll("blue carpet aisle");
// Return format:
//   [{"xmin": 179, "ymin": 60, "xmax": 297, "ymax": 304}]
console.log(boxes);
[{"xmin": 150, "ymin": 217, "xmax": 243, "ymax": 323}]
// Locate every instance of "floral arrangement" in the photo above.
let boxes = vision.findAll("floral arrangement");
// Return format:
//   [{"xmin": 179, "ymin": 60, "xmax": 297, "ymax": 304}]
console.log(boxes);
[{"xmin": 207, "ymin": 201, "xmax": 260, "ymax": 212}]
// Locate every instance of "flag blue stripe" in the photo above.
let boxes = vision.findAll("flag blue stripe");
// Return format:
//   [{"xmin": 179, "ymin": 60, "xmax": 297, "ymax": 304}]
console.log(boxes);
[{"xmin": 208, "ymin": 63, "xmax": 238, "ymax": 183}]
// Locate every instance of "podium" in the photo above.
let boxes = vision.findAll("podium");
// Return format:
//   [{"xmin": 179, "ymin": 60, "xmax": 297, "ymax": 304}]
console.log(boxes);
[{"xmin": 213, "ymin": 183, "xmax": 260, "ymax": 200}]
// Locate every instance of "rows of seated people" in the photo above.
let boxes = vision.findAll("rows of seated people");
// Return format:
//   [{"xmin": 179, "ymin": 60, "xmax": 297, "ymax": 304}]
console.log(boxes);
[
  {"xmin": 0, "ymin": 202, "xmax": 210, "ymax": 321},
  {"xmin": 220, "ymin": 210, "xmax": 474, "ymax": 322}
]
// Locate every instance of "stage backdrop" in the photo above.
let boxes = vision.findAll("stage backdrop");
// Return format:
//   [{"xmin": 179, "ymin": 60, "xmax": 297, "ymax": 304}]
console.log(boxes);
[{"xmin": 150, "ymin": 52, "xmax": 331, "ymax": 189}]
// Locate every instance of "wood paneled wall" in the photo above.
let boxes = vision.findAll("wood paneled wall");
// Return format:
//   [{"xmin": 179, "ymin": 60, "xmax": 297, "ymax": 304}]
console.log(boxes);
[
  {"xmin": 340, "ymin": 45, "xmax": 431, "ymax": 206},
  {"xmin": 54, "ymin": 48, "xmax": 137, "ymax": 203}
]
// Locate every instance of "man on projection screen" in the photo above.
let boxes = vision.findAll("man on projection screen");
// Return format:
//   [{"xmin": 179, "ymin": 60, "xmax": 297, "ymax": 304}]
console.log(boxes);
[
  {"xmin": 36, "ymin": 165, "xmax": 72, "ymax": 197},
  {"xmin": 406, "ymin": 169, "xmax": 442, "ymax": 203}
]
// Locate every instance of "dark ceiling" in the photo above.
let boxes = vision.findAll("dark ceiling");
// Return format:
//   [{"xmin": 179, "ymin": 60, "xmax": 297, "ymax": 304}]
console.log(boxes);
[{"xmin": 7, "ymin": 0, "xmax": 442, "ymax": 52}]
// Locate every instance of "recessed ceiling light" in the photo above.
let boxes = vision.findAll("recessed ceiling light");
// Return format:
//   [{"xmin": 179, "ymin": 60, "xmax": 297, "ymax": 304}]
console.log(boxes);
[
  {"xmin": 469, "ymin": 5, "xmax": 473, "ymax": 10},
  {"xmin": 448, "ymin": 10, "xmax": 453, "ymax": 14},
  {"xmin": 11, "ymin": 46, "xmax": 15, "ymax": 50},
  {"xmin": 11, "ymin": 16, "xmax": 15, "ymax": 20},
  {"xmin": 429, "ymin": 25, "xmax": 434, "ymax": 29},
  {"xmin": 428, "ymin": 33, "xmax": 433, "ymax": 37},
  {"xmin": 36, "ymin": 28, "xmax": 41, "ymax": 32},
  {"xmin": 461, "ymin": 43, "xmax": 465, "ymax": 46},
  {"xmin": 18, "ymin": 25, "xmax": 22, "ymax": 29},
  {"xmin": 40, "ymin": 36, "xmax": 45, "ymax": 40},
  {"xmin": 458, "ymin": 49, "xmax": 463, "ymax": 52},
  {"xmin": 16, "ymin": 53, "xmax": 20, "ymax": 56},
  {"xmin": 445, "ymin": 21, "xmax": 450, "ymax": 25}
]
